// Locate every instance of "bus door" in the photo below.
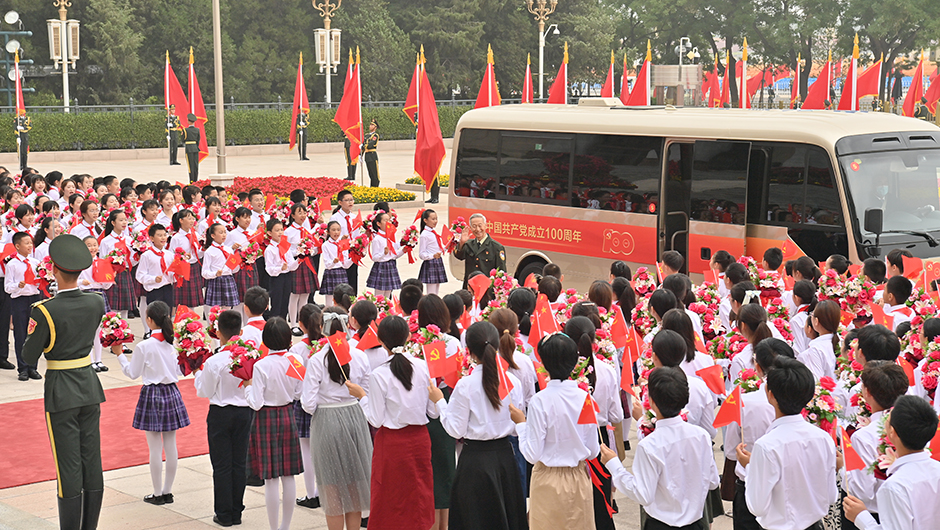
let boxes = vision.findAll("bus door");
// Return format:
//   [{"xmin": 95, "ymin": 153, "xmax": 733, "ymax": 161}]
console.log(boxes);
[{"xmin": 660, "ymin": 140, "xmax": 751, "ymax": 275}]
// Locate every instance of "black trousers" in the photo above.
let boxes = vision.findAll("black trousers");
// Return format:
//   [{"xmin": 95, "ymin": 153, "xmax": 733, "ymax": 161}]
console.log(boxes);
[
  {"xmin": 365, "ymin": 155, "xmax": 379, "ymax": 187},
  {"xmin": 430, "ymin": 176, "xmax": 440, "ymax": 201},
  {"xmin": 297, "ymin": 130, "xmax": 307, "ymax": 160},
  {"xmin": 345, "ymin": 264, "xmax": 358, "ymax": 294},
  {"xmin": 841, "ymin": 488, "xmax": 878, "ymax": 530},
  {"xmin": 643, "ymin": 515, "xmax": 707, "ymax": 530},
  {"xmin": 169, "ymin": 132, "xmax": 179, "ymax": 164},
  {"xmin": 347, "ymin": 162, "xmax": 357, "ymax": 180},
  {"xmin": 269, "ymin": 273, "xmax": 291, "ymax": 319},
  {"xmin": 186, "ymin": 150, "xmax": 199, "ymax": 183},
  {"xmin": 207, "ymin": 405, "xmax": 254, "ymax": 524},
  {"xmin": 47, "ymin": 404, "xmax": 104, "ymax": 498},
  {"xmin": 0, "ymin": 288, "xmax": 11, "ymax": 363},
  {"xmin": 145, "ymin": 284, "xmax": 175, "ymax": 309},
  {"xmin": 19, "ymin": 136, "xmax": 28, "ymax": 171},
  {"xmin": 733, "ymin": 479, "xmax": 762, "ymax": 530},
  {"xmin": 12, "ymin": 295, "xmax": 40, "ymax": 372}
]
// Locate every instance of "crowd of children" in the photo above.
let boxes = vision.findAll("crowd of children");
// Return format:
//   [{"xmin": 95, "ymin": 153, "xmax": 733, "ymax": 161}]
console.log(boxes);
[{"xmin": 3, "ymin": 165, "xmax": 940, "ymax": 530}]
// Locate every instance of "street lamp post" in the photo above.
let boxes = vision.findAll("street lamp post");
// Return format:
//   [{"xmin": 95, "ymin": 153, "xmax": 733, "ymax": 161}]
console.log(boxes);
[
  {"xmin": 526, "ymin": 0, "xmax": 558, "ymax": 101},
  {"xmin": 47, "ymin": 0, "xmax": 79, "ymax": 112},
  {"xmin": 312, "ymin": 0, "xmax": 342, "ymax": 107}
]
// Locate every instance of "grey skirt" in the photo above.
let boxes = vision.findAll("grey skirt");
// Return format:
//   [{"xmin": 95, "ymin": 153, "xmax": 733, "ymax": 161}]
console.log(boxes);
[{"xmin": 310, "ymin": 401, "xmax": 373, "ymax": 517}]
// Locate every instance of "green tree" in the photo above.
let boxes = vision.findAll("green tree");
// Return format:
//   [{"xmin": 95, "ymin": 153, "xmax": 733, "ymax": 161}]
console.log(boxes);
[{"xmin": 79, "ymin": 0, "xmax": 145, "ymax": 104}]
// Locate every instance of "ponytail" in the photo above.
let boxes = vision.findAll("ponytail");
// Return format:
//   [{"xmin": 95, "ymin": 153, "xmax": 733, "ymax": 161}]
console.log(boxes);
[
  {"xmin": 489, "ymin": 308, "xmax": 519, "ymax": 370},
  {"xmin": 466, "ymin": 321, "xmax": 503, "ymax": 410},
  {"xmin": 378, "ymin": 315, "xmax": 415, "ymax": 390},
  {"xmin": 147, "ymin": 301, "xmax": 175, "ymax": 346},
  {"xmin": 498, "ymin": 329, "xmax": 518, "ymax": 370},
  {"xmin": 737, "ymin": 304, "xmax": 772, "ymax": 348},
  {"xmin": 564, "ymin": 316, "xmax": 597, "ymax": 390}
]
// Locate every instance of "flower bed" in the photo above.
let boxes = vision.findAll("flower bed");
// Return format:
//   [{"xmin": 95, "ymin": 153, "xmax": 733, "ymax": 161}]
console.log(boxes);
[
  {"xmin": 405, "ymin": 174, "xmax": 450, "ymax": 187},
  {"xmin": 194, "ymin": 176, "xmax": 415, "ymax": 204}
]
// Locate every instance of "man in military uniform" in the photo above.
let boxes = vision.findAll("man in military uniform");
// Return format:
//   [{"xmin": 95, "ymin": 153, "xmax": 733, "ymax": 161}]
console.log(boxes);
[
  {"xmin": 182, "ymin": 113, "xmax": 201, "ymax": 183},
  {"xmin": 166, "ymin": 105, "xmax": 182, "ymax": 166},
  {"xmin": 343, "ymin": 137, "xmax": 356, "ymax": 181},
  {"xmin": 14, "ymin": 109, "xmax": 30, "ymax": 173},
  {"xmin": 915, "ymin": 97, "xmax": 934, "ymax": 121},
  {"xmin": 296, "ymin": 107, "xmax": 309, "ymax": 161},
  {"xmin": 363, "ymin": 118, "xmax": 380, "ymax": 187},
  {"xmin": 23, "ymin": 235, "xmax": 107, "ymax": 530},
  {"xmin": 454, "ymin": 213, "xmax": 507, "ymax": 289}
]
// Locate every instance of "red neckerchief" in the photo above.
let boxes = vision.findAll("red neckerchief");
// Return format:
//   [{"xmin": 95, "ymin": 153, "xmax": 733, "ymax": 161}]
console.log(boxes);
[
  {"xmin": 247, "ymin": 320, "xmax": 265, "ymax": 330},
  {"xmin": 84, "ymin": 221, "xmax": 98, "ymax": 236},
  {"xmin": 152, "ymin": 247, "xmax": 168, "ymax": 274},
  {"xmin": 213, "ymin": 242, "xmax": 231, "ymax": 260},
  {"xmin": 151, "ymin": 332, "xmax": 165, "ymax": 342},
  {"xmin": 186, "ymin": 230, "xmax": 200, "ymax": 256},
  {"xmin": 431, "ymin": 228, "xmax": 444, "ymax": 251},
  {"xmin": 344, "ymin": 213, "xmax": 352, "ymax": 236},
  {"xmin": 797, "ymin": 305, "xmax": 810, "ymax": 314}
]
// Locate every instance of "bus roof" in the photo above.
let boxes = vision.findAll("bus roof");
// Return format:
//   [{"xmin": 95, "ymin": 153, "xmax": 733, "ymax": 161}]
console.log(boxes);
[{"xmin": 455, "ymin": 102, "xmax": 940, "ymax": 148}]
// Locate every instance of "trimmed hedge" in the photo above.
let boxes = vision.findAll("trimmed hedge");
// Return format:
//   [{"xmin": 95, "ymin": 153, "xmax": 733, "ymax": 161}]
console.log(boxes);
[{"xmin": 0, "ymin": 106, "xmax": 471, "ymax": 152}]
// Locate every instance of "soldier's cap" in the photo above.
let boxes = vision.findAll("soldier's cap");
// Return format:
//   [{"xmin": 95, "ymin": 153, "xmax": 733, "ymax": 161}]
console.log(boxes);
[
  {"xmin": 922, "ymin": 97, "xmax": 928, "ymax": 104},
  {"xmin": 187, "ymin": 113, "xmax": 197, "ymax": 122},
  {"xmin": 49, "ymin": 234, "xmax": 93, "ymax": 273}
]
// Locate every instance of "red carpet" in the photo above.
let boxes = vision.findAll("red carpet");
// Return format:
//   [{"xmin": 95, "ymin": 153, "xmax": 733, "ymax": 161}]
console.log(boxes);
[{"xmin": 0, "ymin": 379, "xmax": 209, "ymax": 490}]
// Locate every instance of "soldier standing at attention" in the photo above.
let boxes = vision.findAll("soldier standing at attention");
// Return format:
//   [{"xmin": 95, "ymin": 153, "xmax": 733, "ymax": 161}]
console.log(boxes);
[
  {"xmin": 363, "ymin": 118, "xmax": 380, "ymax": 187},
  {"xmin": 454, "ymin": 213, "xmax": 507, "ymax": 289},
  {"xmin": 915, "ymin": 97, "xmax": 934, "ymax": 121},
  {"xmin": 297, "ymin": 107, "xmax": 310, "ymax": 161},
  {"xmin": 166, "ymin": 105, "xmax": 182, "ymax": 166},
  {"xmin": 23, "ymin": 234, "xmax": 107, "ymax": 530},
  {"xmin": 182, "ymin": 113, "xmax": 201, "ymax": 183},
  {"xmin": 14, "ymin": 109, "xmax": 30, "ymax": 173},
  {"xmin": 343, "ymin": 137, "xmax": 356, "ymax": 181}
]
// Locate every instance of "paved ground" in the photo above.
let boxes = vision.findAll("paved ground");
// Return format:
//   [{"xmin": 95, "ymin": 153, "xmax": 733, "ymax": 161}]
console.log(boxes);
[{"xmin": 0, "ymin": 143, "xmax": 733, "ymax": 529}]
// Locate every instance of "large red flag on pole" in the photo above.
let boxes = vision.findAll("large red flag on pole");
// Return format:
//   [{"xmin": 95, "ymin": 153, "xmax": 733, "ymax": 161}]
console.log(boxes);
[
  {"xmin": 857, "ymin": 55, "xmax": 884, "ymax": 101},
  {"xmin": 619, "ymin": 53, "xmax": 630, "ymax": 105},
  {"xmin": 925, "ymin": 69, "xmax": 940, "ymax": 115},
  {"xmin": 704, "ymin": 56, "xmax": 720, "ymax": 107},
  {"xmin": 837, "ymin": 35, "xmax": 861, "ymax": 111},
  {"xmin": 720, "ymin": 54, "xmax": 731, "ymax": 108},
  {"xmin": 474, "ymin": 44, "xmax": 501, "ymax": 109},
  {"xmin": 290, "ymin": 52, "xmax": 311, "ymax": 152},
  {"xmin": 902, "ymin": 50, "xmax": 925, "ymax": 118},
  {"xmin": 334, "ymin": 47, "xmax": 363, "ymax": 161},
  {"xmin": 188, "ymin": 47, "xmax": 209, "ymax": 162},
  {"xmin": 803, "ymin": 50, "xmax": 832, "ymax": 109},
  {"xmin": 164, "ymin": 51, "xmax": 190, "ymax": 129},
  {"xmin": 626, "ymin": 40, "xmax": 651, "ymax": 106},
  {"xmin": 403, "ymin": 50, "xmax": 421, "ymax": 125},
  {"xmin": 601, "ymin": 50, "xmax": 615, "ymax": 97},
  {"xmin": 522, "ymin": 53, "xmax": 534, "ymax": 104},
  {"xmin": 791, "ymin": 53, "xmax": 802, "ymax": 108},
  {"xmin": 414, "ymin": 48, "xmax": 447, "ymax": 194},
  {"xmin": 13, "ymin": 50, "xmax": 24, "ymax": 114},
  {"xmin": 546, "ymin": 41, "xmax": 568, "ymax": 104},
  {"xmin": 739, "ymin": 38, "xmax": 750, "ymax": 108}
]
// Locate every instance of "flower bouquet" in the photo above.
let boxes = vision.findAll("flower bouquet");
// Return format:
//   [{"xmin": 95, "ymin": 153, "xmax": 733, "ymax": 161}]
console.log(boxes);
[
  {"xmin": 399, "ymin": 225, "xmax": 420, "ymax": 264},
  {"xmin": 405, "ymin": 324, "xmax": 447, "ymax": 360},
  {"xmin": 755, "ymin": 268, "xmax": 784, "ymax": 303},
  {"xmin": 842, "ymin": 274, "xmax": 876, "ymax": 317},
  {"xmin": 35, "ymin": 256, "xmax": 56, "ymax": 296},
  {"xmin": 920, "ymin": 336, "xmax": 940, "ymax": 403},
  {"xmin": 358, "ymin": 291, "xmax": 393, "ymax": 320},
  {"xmin": 817, "ymin": 269, "xmax": 846, "ymax": 303},
  {"xmin": 551, "ymin": 288, "xmax": 582, "ymax": 325},
  {"xmin": 297, "ymin": 231, "xmax": 319, "ymax": 258},
  {"xmin": 448, "ymin": 216, "xmax": 468, "ymax": 250},
  {"xmin": 707, "ymin": 332, "xmax": 747, "ymax": 361},
  {"xmin": 802, "ymin": 376, "xmax": 842, "ymax": 435},
  {"xmin": 174, "ymin": 312, "xmax": 213, "ymax": 376},
  {"xmin": 570, "ymin": 355, "xmax": 595, "ymax": 393},
  {"xmin": 206, "ymin": 305, "xmax": 223, "ymax": 339},
  {"xmin": 868, "ymin": 412, "xmax": 896, "ymax": 479},
  {"xmin": 239, "ymin": 240, "xmax": 263, "ymax": 265},
  {"xmin": 632, "ymin": 267, "xmax": 657, "ymax": 297},
  {"xmin": 348, "ymin": 231, "xmax": 371, "ymax": 265},
  {"xmin": 104, "ymin": 248, "xmax": 128, "ymax": 274},
  {"xmin": 765, "ymin": 298, "xmax": 794, "ymax": 342},
  {"xmin": 121, "ymin": 201, "xmax": 137, "ymax": 224},
  {"xmin": 631, "ymin": 293, "xmax": 655, "ymax": 337},
  {"xmin": 3, "ymin": 209, "xmax": 16, "ymax": 230},
  {"xmin": 363, "ymin": 210, "xmax": 385, "ymax": 237},
  {"xmin": 269, "ymin": 196, "xmax": 292, "ymax": 224},
  {"xmin": 735, "ymin": 368, "xmax": 763, "ymax": 393},
  {"xmin": 130, "ymin": 230, "xmax": 151, "ymax": 256},
  {"xmin": 99, "ymin": 312, "xmax": 135, "ymax": 347},
  {"xmin": 226, "ymin": 336, "xmax": 264, "ymax": 386},
  {"xmin": 312, "ymin": 222, "xmax": 329, "ymax": 244}
]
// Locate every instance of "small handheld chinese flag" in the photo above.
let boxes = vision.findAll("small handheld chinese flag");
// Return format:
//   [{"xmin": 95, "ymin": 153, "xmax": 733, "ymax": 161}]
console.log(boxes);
[
  {"xmin": 694, "ymin": 333, "xmax": 707, "ymax": 354},
  {"xmin": 696, "ymin": 365, "xmax": 726, "ymax": 395},
  {"xmin": 897, "ymin": 357, "xmax": 916, "ymax": 386},
  {"xmin": 870, "ymin": 302, "xmax": 893, "ymax": 330},
  {"xmin": 847, "ymin": 264, "xmax": 861, "ymax": 277},
  {"xmin": 533, "ymin": 359, "xmax": 548, "ymax": 391},
  {"xmin": 357, "ymin": 323, "xmax": 381, "ymax": 350},
  {"xmin": 167, "ymin": 254, "xmax": 191, "ymax": 286},
  {"xmin": 352, "ymin": 210, "xmax": 364, "ymax": 231},
  {"xmin": 841, "ymin": 311, "xmax": 857, "ymax": 328},
  {"xmin": 286, "ymin": 356, "xmax": 307, "ymax": 380},
  {"xmin": 577, "ymin": 393, "xmax": 599, "ymax": 425},
  {"xmin": 840, "ymin": 426, "xmax": 866, "ymax": 471},
  {"xmin": 524, "ymin": 273, "xmax": 539, "ymax": 290},
  {"xmin": 328, "ymin": 331, "xmax": 352, "ymax": 366},
  {"xmin": 441, "ymin": 224, "xmax": 454, "ymax": 249},
  {"xmin": 424, "ymin": 341, "xmax": 451, "ymax": 378},
  {"xmin": 277, "ymin": 237, "xmax": 291, "ymax": 260},
  {"xmin": 713, "ymin": 385, "xmax": 743, "ymax": 428},
  {"xmin": 496, "ymin": 354, "xmax": 515, "ymax": 400},
  {"xmin": 926, "ymin": 261, "xmax": 940, "ymax": 284},
  {"xmin": 92, "ymin": 258, "xmax": 115, "ymax": 283},
  {"xmin": 174, "ymin": 305, "xmax": 195, "ymax": 323},
  {"xmin": 317, "ymin": 196, "xmax": 332, "ymax": 215},
  {"xmin": 336, "ymin": 238, "xmax": 351, "ymax": 253},
  {"xmin": 458, "ymin": 308, "xmax": 472, "ymax": 331},
  {"xmin": 620, "ymin": 355, "xmax": 636, "ymax": 397},
  {"xmin": 783, "ymin": 275, "xmax": 795, "ymax": 291},
  {"xmin": 249, "ymin": 226, "xmax": 266, "ymax": 244},
  {"xmin": 469, "ymin": 274, "xmax": 491, "ymax": 304},
  {"xmin": 225, "ymin": 251, "xmax": 243, "ymax": 270},
  {"xmin": 930, "ymin": 421, "xmax": 940, "ymax": 461},
  {"xmin": 624, "ymin": 327, "xmax": 642, "ymax": 365},
  {"xmin": 264, "ymin": 194, "xmax": 276, "ymax": 212},
  {"xmin": 902, "ymin": 255, "xmax": 924, "ymax": 282},
  {"xmin": 610, "ymin": 305, "xmax": 629, "ymax": 349}
]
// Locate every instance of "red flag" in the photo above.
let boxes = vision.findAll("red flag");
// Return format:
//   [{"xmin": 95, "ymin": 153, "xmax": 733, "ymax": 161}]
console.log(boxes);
[
  {"xmin": 92, "ymin": 258, "xmax": 115, "ymax": 283},
  {"xmin": 286, "ymin": 356, "xmax": 307, "ymax": 380},
  {"xmin": 277, "ymin": 237, "xmax": 290, "ymax": 261},
  {"xmin": 803, "ymin": 52, "xmax": 832, "ymax": 110},
  {"xmin": 530, "ymin": 293, "xmax": 559, "ymax": 349},
  {"xmin": 696, "ymin": 365, "xmax": 725, "ymax": 395},
  {"xmin": 925, "ymin": 260, "xmax": 940, "ymax": 284},
  {"xmin": 496, "ymin": 354, "xmax": 514, "ymax": 400},
  {"xmin": 620, "ymin": 354, "xmax": 636, "ymax": 396},
  {"xmin": 600, "ymin": 50, "xmax": 615, "ymax": 97},
  {"xmin": 357, "ymin": 323, "xmax": 382, "ymax": 350},
  {"xmin": 290, "ymin": 52, "xmax": 312, "ymax": 152},
  {"xmin": 841, "ymin": 310, "xmax": 857, "ymax": 327},
  {"xmin": 334, "ymin": 48, "xmax": 363, "ymax": 161},
  {"xmin": 838, "ymin": 37, "xmax": 861, "ymax": 111},
  {"xmin": 522, "ymin": 53, "xmax": 534, "ymax": 104},
  {"xmin": 577, "ymin": 393, "xmax": 598, "ymax": 425},
  {"xmin": 424, "ymin": 341, "xmax": 453, "ymax": 378},
  {"xmin": 328, "ymin": 331, "xmax": 352, "ymax": 366},
  {"xmin": 625, "ymin": 41, "xmax": 651, "ymax": 106},
  {"xmin": 902, "ymin": 50, "xmax": 926, "ymax": 117},
  {"xmin": 225, "ymin": 251, "xmax": 242, "ymax": 270},
  {"xmin": 902, "ymin": 255, "xmax": 924, "ymax": 282},
  {"xmin": 713, "ymin": 385, "xmax": 743, "ymax": 428},
  {"xmin": 469, "ymin": 274, "xmax": 491, "ymax": 304},
  {"xmin": 694, "ymin": 333, "xmax": 707, "ymax": 354},
  {"xmin": 403, "ymin": 51, "xmax": 421, "ymax": 125},
  {"xmin": 391, "ymin": 295, "xmax": 403, "ymax": 316},
  {"xmin": 546, "ymin": 42, "xmax": 568, "ymax": 104},
  {"xmin": 248, "ymin": 226, "xmax": 266, "ymax": 245},
  {"xmin": 443, "ymin": 351, "xmax": 464, "ymax": 389},
  {"xmin": 897, "ymin": 357, "xmax": 916, "ymax": 386},
  {"xmin": 174, "ymin": 304, "xmax": 196, "ymax": 323},
  {"xmin": 610, "ymin": 305, "xmax": 629, "ymax": 349},
  {"xmin": 317, "ymin": 196, "xmax": 332, "ymax": 216},
  {"xmin": 164, "ymin": 51, "xmax": 190, "ymax": 129},
  {"xmin": 840, "ymin": 426, "xmax": 866, "ymax": 471},
  {"xmin": 187, "ymin": 47, "xmax": 209, "ymax": 162},
  {"xmin": 624, "ymin": 326, "xmax": 642, "ymax": 365},
  {"xmin": 13, "ymin": 51, "xmax": 25, "ymax": 115},
  {"xmin": 441, "ymin": 224, "xmax": 454, "ymax": 250},
  {"xmin": 533, "ymin": 359, "xmax": 548, "ymax": 391},
  {"xmin": 703, "ymin": 58, "xmax": 720, "ymax": 107},
  {"xmin": 474, "ymin": 45, "xmax": 501, "ymax": 109},
  {"xmin": 264, "ymin": 194, "xmax": 276, "ymax": 212},
  {"xmin": 414, "ymin": 52, "xmax": 447, "ymax": 194},
  {"xmin": 352, "ymin": 210, "xmax": 363, "ymax": 232},
  {"xmin": 524, "ymin": 273, "xmax": 539, "ymax": 290},
  {"xmin": 719, "ymin": 61, "xmax": 731, "ymax": 107},
  {"xmin": 458, "ymin": 309, "xmax": 471, "ymax": 332},
  {"xmin": 930, "ymin": 421, "xmax": 940, "ymax": 461},
  {"xmin": 869, "ymin": 302, "xmax": 893, "ymax": 330},
  {"xmin": 925, "ymin": 70, "xmax": 940, "ymax": 115},
  {"xmin": 167, "ymin": 254, "xmax": 191, "ymax": 285},
  {"xmin": 335, "ymin": 238, "xmax": 350, "ymax": 253}
]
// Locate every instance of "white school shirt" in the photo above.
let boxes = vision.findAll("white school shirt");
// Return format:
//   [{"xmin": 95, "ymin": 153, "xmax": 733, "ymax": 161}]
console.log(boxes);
[
  {"xmin": 320, "ymin": 238, "xmax": 352, "ymax": 271},
  {"xmin": 155, "ymin": 210, "xmax": 174, "ymax": 230},
  {"xmin": 607, "ymin": 417, "xmax": 720, "ymax": 527},
  {"xmin": 264, "ymin": 241, "xmax": 299, "ymax": 277},
  {"xmin": 684, "ymin": 308, "xmax": 706, "ymax": 344},
  {"xmin": 4, "ymin": 255, "xmax": 39, "ymax": 298},
  {"xmin": 679, "ymin": 351, "xmax": 716, "ymax": 379},
  {"xmin": 723, "ymin": 386, "xmax": 775, "ymax": 481},
  {"xmin": 133, "ymin": 218, "xmax": 157, "ymax": 236},
  {"xmin": 418, "ymin": 227, "xmax": 445, "ymax": 261},
  {"xmin": 117, "ymin": 335, "xmax": 181, "ymax": 385},
  {"xmin": 593, "ymin": 358, "xmax": 625, "ymax": 427},
  {"xmin": 329, "ymin": 209, "xmax": 361, "ymax": 239},
  {"xmin": 79, "ymin": 263, "xmax": 114, "ymax": 291},
  {"xmin": 202, "ymin": 243, "xmax": 236, "ymax": 279},
  {"xmin": 685, "ymin": 373, "xmax": 718, "ymax": 439},
  {"xmin": 33, "ymin": 240, "xmax": 50, "ymax": 262},
  {"xmin": 68, "ymin": 220, "xmax": 98, "ymax": 240},
  {"xmin": 515, "ymin": 379, "xmax": 601, "ymax": 467},
  {"xmin": 169, "ymin": 229, "xmax": 201, "ymax": 264},
  {"xmin": 227, "ymin": 226, "xmax": 250, "ymax": 251},
  {"xmin": 744, "ymin": 415, "xmax": 838, "ymax": 530},
  {"xmin": 349, "ymin": 336, "xmax": 387, "ymax": 371},
  {"xmin": 240, "ymin": 318, "xmax": 265, "ymax": 348},
  {"xmin": 855, "ymin": 451, "xmax": 940, "ymax": 530},
  {"xmin": 509, "ymin": 350, "xmax": 537, "ymax": 412},
  {"xmin": 883, "ymin": 303, "xmax": 913, "ymax": 329},
  {"xmin": 136, "ymin": 247, "xmax": 174, "ymax": 291},
  {"xmin": 301, "ymin": 343, "xmax": 370, "ymax": 415},
  {"xmin": 799, "ymin": 334, "xmax": 836, "ymax": 381},
  {"xmin": 730, "ymin": 343, "xmax": 756, "ymax": 385},
  {"xmin": 284, "ymin": 224, "xmax": 320, "ymax": 257},
  {"xmin": 288, "ymin": 339, "xmax": 314, "ymax": 367},
  {"xmin": 194, "ymin": 347, "xmax": 250, "ymax": 407},
  {"xmin": 438, "ymin": 367, "xmax": 522, "ymax": 440},
  {"xmin": 370, "ymin": 229, "xmax": 406, "ymax": 263},
  {"xmin": 47, "ymin": 187, "xmax": 60, "ymax": 202},
  {"xmin": 359, "ymin": 353, "xmax": 439, "ymax": 429},
  {"xmin": 719, "ymin": 297, "xmax": 733, "ymax": 331},
  {"xmin": 248, "ymin": 210, "xmax": 267, "ymax": 233},
  {"xmin": 245, "ymin": 351, "xmax": 302, "ymax": 410},
  {"xmin": 99, "ymin": 231, "xmax": 137, "ymax": 267},
  {"xmin": 717, "ymin": 272, "xmax": 729, "ymax": 298},
  {"xmin": 790, "ymin": 305, "xmax": 812, "ymax": 355},
  {"xmin": 844, "ymin": 409, "xmax": 888, "ymax": 514}
]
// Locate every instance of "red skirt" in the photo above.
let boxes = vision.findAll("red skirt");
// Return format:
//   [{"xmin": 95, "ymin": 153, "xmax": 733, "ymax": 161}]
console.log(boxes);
[{"xmin": 369, "ymin": 424, "xmax": 434, "ymax": 530}]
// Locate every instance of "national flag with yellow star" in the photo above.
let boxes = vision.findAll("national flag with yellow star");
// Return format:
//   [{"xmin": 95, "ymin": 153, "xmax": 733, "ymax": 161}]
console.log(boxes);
[{"xmin": 187, "ymin": 48, "xmax": 209, "ymax": 161}]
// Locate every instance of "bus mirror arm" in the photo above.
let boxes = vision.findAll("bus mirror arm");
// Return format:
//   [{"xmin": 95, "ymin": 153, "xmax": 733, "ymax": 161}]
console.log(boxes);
[{"xmin": 864, "ymin": 208, "xmax": 884, "ymax": 257}]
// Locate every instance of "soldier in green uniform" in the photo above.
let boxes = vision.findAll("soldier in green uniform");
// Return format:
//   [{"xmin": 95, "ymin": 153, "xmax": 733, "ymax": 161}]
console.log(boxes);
[
  {"xmin": 454, "ymin": 212, "xmax": 507, "ymax": 289},
  {"xmin": 915, "ymin": 97, "xmax": 934, "ymax": 121},
  {"xmin": 166, "ymin": 105, "xmax": 182, "ymax": 166},
  {"xmin": 363, "ymin": 118, "xmax": 380, "ymax": 187},
  {"xmin": 14, "ymin": 109, "xmax": 30, "ymax": 173},
  {"xmin": 343, "ymin": 137, "xmax": 356, "ymax": 181},
  {"xmin": 182, "ymin": 113, "xmax": 201, "ymax": 183},
  {"xmin": 23, "ymin": 234, "xmax": 107, "ymax": 530},
  {"xmin": 296, "ymin": 107, "xmax": 309, "ymax": 161}
]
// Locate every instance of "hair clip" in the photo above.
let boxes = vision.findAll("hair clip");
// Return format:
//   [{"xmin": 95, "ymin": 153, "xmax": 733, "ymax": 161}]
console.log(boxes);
[{"xmin": 743, "ymin": 290, "xmax": 762, "ymax": 305}]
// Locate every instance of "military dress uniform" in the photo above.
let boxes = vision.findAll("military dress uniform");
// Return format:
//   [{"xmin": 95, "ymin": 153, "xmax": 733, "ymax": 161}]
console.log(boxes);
[
  {"xmin": 182, "ymin": 115, "xmax": 201, "ymax": 183},
  {"xmin": 15, "ymin": 114, "xmax": 30, "ymax": 172},
  {"xmin": 296, "ymin": 111, "xmax": 309, "ymax": 161},
  {"xmin": 22, "ymin": 235, "xmax": 107, "ymax": 530},
  {"xmin": 363, "ymin": 130, "xmax": 380, "ymax": 187},
  {"xmin": 166, "ymin": 113, "xmax": 182, "ymax": 165},
  {"xmin": 454, "ymin": 235, "xmax": 507, "ymax": 289},
  {"xmin": 343, "ymin": 137, "xmax": 357, "ymax": 181}
]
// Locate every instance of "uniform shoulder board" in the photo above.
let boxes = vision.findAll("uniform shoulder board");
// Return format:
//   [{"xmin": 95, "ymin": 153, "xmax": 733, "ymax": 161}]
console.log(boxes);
[{"xmin": 31, "ymin": 298, "xmax": 50, "ymax": 309}]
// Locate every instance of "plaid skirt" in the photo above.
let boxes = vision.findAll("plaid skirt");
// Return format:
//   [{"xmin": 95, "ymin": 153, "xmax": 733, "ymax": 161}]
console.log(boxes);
[
  {"xmin": 106, "ymin": 269, "xmax": 136, "ymax": 311},
  {"xmin": 366, "ymin": 261, "xmax": 402, "ymax": 292},
  {"xmin": 85, "ymin": 289, "xmax": 110, "ymax": 312},
  {"xmin": 205, "ymin": 275, "xmax": 240, "ymax": 307},
  {"xmin": 293, "ymin": 399, "xmax": 311, "ymax": 439},
  {"xmin": 319, "ymin": 268, "xmax": 348, "ymax": 295},
  {"xmin": 131, "ymin": 265, "xmax": 143, "ymax": 300},
  {"xmin": 176, "ymin": 262, "xmax": 205, "ymax": 308},
  {"xmin": 132, "ymin": 382, "xmax": 191, "ymax": 432},
  {"xmin": 418, "ymin": 257, "xmax": 448, "ymax": 285},
  {"xmin": 292, "ymin": 259, "xmax": 319, "ymax": 294},
  {"xmin": 248, "ymin": 404, "xmax": 303, "ymax": 479},
  {"xmin": 234, "ymin": 266, "xmax": 258, "ymax": 301}
]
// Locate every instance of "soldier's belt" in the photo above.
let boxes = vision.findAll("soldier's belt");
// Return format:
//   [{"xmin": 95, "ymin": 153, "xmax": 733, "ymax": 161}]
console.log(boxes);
[
  {"xmin": 185, "ymin": 141, "xmax": 197, "ymax": 144},
  {"xmin": 365, "ymin": 149, "xmax": 377, "ymax": 152},
  {"xmin": 46, "ymin": 355, "xmax": 92, "ymax": 370}
]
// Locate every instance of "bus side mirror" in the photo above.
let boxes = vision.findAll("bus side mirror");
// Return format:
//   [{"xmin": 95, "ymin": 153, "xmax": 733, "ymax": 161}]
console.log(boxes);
[{"xmin": 865, "ymin": 208, "xmax": 883, "ymax": 235}]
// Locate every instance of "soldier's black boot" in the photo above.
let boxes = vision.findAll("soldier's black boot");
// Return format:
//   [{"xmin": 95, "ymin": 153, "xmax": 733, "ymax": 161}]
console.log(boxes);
[
  {"xmin": 81, "ymin": 490, "xmax": 103, "ymax": 530},
  {"xmin": 58, "ymin": 494, "xmax": 83, "ymax": 530}
]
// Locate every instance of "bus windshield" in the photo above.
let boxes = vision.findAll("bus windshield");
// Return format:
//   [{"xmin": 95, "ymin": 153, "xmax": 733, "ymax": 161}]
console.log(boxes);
[{"xmin": 842, "ymin": 149, "xmax": 940, "ymax": 237}]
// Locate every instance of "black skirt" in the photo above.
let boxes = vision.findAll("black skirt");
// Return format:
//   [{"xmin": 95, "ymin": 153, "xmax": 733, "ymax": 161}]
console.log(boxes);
[{"xmin": 448, "ymin": 438, "xmax": 527, "ymax": 530}]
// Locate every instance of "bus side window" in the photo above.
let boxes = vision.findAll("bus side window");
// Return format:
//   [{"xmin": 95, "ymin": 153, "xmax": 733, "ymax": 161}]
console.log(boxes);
[
  {"xmin": 573, "ymin": 134, "xmax": 662, "ymax": 213},
  {"xmin": 498, "ymin": 133, "xmax": 572, "ymax": 204},
  {"xmin": 454, "ymin": 128, "xmax": 499, "ymax": 198},
  {"xmin": 805, "ymin": 148, "xmax": 842, "ymax": 227},
  {"xmin": 689, "ymin": 141, "xmax": 749, "ymax": 225},
  {"xmin": 764, "ymin": 144, "xmax": 806, "ymax": 224}
]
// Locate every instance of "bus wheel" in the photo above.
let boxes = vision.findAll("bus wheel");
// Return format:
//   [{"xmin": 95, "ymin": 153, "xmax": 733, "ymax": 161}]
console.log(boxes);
[{"xmin": 516, "ymin": 260, "xmax": 546, "ymax": 285}]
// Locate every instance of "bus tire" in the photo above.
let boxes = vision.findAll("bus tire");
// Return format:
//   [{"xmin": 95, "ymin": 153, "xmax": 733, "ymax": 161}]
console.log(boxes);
[{"xmin": 516, "ymin": 259, "xmax": 547, "ymax": 285}]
